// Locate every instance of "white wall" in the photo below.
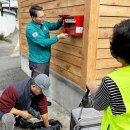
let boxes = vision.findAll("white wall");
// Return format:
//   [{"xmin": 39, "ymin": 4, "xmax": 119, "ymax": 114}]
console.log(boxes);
[
  {"xmin": 0, "ymin": 9, "xmax": 16, "ymax": 37},
  {"xmin": 3, "ymin": 0, "xmax": 18, "ymax": 8}
]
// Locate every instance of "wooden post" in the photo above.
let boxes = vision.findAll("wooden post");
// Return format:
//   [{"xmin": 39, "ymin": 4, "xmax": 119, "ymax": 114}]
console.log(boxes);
[{"xmin": 81, "ymin": 0, "xmax": 100, "ymax": 88}]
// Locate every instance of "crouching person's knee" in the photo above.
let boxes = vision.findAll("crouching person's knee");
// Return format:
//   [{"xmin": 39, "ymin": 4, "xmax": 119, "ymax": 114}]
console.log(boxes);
[{"xmin": 1, "ymin": 113, "xmax": 15, "ymax": 130}]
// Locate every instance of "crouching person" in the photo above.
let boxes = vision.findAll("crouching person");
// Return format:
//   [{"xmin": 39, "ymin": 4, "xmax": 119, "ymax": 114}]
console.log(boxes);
[{"xmin": 0, "ymin": 74, "xmax": 50, "ymax": 130}]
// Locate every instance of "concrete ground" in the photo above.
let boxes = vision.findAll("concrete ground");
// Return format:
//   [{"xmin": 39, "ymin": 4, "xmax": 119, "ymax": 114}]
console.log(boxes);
[{"xmin": 0, "ymin": 29, "xmax": 70, "ymax": 130}]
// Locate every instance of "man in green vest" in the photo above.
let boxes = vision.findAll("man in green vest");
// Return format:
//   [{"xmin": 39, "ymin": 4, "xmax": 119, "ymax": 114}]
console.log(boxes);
[
  {"xmin": 26, "ymin": 5, "xmax": 68, "ymax": 78},
  {"xmin": 26, "ymin": 5, "xmax": 68, "ymax": 106},
  {"xmin": 87, "ymin": 19, "xmax": 130, "ymax": 130}
]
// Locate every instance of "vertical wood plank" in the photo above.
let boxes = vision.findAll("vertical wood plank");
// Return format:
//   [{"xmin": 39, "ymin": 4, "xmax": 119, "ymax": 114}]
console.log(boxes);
[{"xmin": 81, "ymin": 0, "xmax": 100, "ymax": 88}]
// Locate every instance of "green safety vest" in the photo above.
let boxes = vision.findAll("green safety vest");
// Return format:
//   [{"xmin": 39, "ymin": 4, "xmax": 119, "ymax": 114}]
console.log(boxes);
[{"xmin": 101, "ymin": 66, "xmax": 130, "ymax": 130}]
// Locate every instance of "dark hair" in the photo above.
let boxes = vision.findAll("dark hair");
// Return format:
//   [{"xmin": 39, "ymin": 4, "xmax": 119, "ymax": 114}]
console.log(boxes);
[
  {"xmin": 29, "ymin": 5, "xmax": 43, "ymax": 17},
  {"xmin": 110, "ymin": 19, "xmax": 130, "ymax": 64}
]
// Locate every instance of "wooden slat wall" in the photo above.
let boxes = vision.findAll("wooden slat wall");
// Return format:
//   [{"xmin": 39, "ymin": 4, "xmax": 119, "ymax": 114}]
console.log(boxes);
[
  {"xmin": 96, "ymin": 0, "xmax": 130, "ymax": 81},
  {"xmin": 19, "ymin": 0, "xmax": 129, "ymax": 88},
  {"xmin": 19, "ymin": 0, "xmax": 85, "ymax": 87}
]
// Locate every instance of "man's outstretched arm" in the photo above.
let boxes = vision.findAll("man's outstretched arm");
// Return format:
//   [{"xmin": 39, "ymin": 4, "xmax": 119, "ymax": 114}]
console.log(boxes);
[{"xmin": 10, "ymin": 108, "xmax": 33, "ymax": 119}]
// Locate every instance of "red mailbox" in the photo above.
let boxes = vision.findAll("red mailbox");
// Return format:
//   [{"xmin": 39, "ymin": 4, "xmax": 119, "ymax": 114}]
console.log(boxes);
[{"xmin": 60, "ymin": 15, "xmax": 84, "ymax": 37}]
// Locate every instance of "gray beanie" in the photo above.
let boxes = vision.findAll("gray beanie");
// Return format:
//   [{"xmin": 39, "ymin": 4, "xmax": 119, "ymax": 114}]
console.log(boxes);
[{"xmin": 33, "ymin": 74, "xmax": 50, "ymax": 96}]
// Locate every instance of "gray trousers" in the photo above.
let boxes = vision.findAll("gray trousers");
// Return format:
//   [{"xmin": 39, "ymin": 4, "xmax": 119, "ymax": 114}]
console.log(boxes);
[
  {"xmin": 0, "ymin": 113, "xmax": 15, "ymax": 130},
  {"xmin": 29, "ymin": 61, "xmax": 50, "ymax": 78}
]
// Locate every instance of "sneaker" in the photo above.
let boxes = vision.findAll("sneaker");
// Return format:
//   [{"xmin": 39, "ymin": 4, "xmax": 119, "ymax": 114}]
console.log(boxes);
[{"xmin": 48, "ymin": 101, "xmax": 52, "ymax": 106}]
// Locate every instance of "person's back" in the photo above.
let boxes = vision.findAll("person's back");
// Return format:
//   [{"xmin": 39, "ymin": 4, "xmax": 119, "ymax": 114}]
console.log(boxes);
[
  {"xmin": 87, "ymin": 19, "xmax": 130, "ymax": 130},
  {"xmin": 101, "ymin": 66, "xmax": 130, "ymax": 130},
  {"xmin": 0, "ymin": 78, "xmax": 32, "ymax": 113}
]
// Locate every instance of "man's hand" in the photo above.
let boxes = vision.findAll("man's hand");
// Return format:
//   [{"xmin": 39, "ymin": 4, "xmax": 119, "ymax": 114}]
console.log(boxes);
[
  {"xmin": 87, "ymin": 81, "xmax": 100, "ymax": 94},
  {"xmin": 58, "ymin": 17, "xmax": 63, "ymax": 22},
  {"xmin": 20, "ymin": 111, "xmax": 33, "ymax": 119},
  {"xmin": 57, "ymin": 33, "xmax": 68, "ymax": 39},
  {"xmin": 41, "ymin": 113, "xmax": 50, "ymax": 128},
  {"xmin": 10, "ymin": 108, "xmax": 33, "ymax": 119}
]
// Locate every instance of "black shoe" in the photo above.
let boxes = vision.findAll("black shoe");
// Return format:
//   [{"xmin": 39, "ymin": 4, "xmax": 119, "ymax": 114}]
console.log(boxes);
[{"xmin": 48, "ymin": 101, "xmax": 52, "ymax": 106}]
